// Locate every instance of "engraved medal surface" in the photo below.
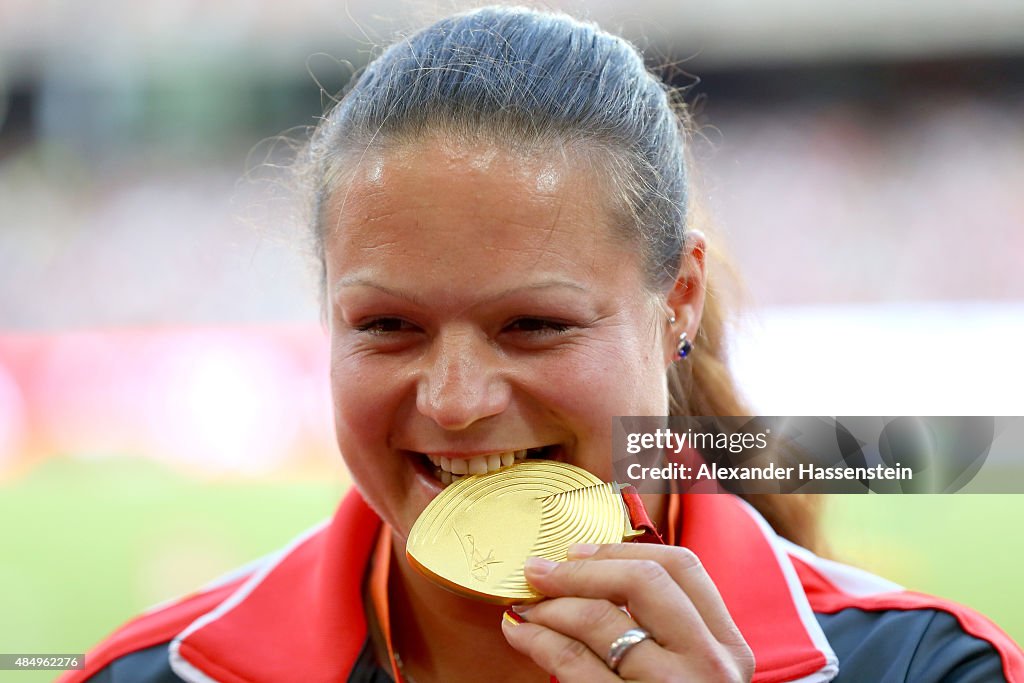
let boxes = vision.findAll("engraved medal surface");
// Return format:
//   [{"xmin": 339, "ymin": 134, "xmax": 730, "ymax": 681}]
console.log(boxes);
[{"xmin": 406, "ymin": 460, "xmax": 638, "ymax": 604}]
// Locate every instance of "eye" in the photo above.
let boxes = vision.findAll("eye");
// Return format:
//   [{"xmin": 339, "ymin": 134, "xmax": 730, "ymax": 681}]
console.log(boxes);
[
  {"xmin": 355, "ymin": 317, "xmax": 418, "ymax": 335},
  {"xmin": 503, "ymin": 317, "xmax": 572, "ymax": 336}
]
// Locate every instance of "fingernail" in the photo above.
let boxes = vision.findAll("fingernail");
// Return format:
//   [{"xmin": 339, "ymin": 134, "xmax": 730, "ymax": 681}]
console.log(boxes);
[
  {"xmin": 524, "ymin": 556, "xmax": 556, "ymax": 576},
  {"xmin": 567, "ymin": 543, "xmax": 599, "ymax": 559},
  {"xmin": 503, "ymin": 609, "xmax": 524, "ymax": 626},
  {"xmin": 511, "ymin": 603, "xmax": 533, "ymax": 615}
]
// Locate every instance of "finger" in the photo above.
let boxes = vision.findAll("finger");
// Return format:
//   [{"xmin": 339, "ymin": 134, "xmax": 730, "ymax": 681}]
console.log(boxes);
[
  {"xmin": 566, "ymin": 543, "xmax": 743, "ymax": 646},
  {"xmin": 524, "ymin": 555, "xmax": 713, "ymax": 653},
  {"xmin": 501, "ymin": 610, "xmax": 620, "ymax": 683},
  {"xmin": 517, "ymin": 597, "xmax": 665, "ymax": 679}
]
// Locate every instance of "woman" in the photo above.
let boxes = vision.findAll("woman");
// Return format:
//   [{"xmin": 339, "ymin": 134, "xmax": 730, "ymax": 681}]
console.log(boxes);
[{"xmin": 66, "ymin": 7, "xmax": 1022, "ymax": 682}]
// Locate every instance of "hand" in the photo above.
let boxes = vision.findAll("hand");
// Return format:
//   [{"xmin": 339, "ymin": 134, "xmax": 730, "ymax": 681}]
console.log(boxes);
[{"xmin": 501, "ymin": 543, "xmax": 755, "ymax": 682}]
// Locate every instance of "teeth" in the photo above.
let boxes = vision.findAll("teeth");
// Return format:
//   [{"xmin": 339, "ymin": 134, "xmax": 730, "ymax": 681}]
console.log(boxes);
[
  {"xmin": 436, "ymin": 452, "xmax": 515, "ymax": 475},
  {"xmin": 428, "ymin": 448, "xmax": 557, "ymax": 487}
]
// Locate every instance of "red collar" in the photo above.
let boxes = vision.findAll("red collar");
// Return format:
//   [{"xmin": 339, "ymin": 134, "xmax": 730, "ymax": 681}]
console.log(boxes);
[
  {"xmin": 168, "ymin": 490, "xmax": 836, "ymax": 682},
  {"xmin": 170, "ymin": 493, "xmax": 379, "ymax": 683},
  {"xmin": 679, "ymin": 495, "xmax": 836, "ymax": 682}
]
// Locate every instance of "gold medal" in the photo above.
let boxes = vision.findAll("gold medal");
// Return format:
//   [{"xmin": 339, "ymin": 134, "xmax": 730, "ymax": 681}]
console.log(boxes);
[{"xmin": 406, "ymin": 460, "xmax": 642, "ymax": 604}]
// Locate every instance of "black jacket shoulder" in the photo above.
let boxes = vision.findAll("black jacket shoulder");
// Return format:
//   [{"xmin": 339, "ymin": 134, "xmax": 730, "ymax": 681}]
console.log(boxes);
[
  {"xmin": 818, "ymin": 607, "xmax": 1007, "ymax": 682},
  {"xmin": 84, "ymin": 639, "xmax": 394, "ymax": 683},
  {"xmin": 85, "ymin": 643, "xmax": 183, "ymax": 683}
]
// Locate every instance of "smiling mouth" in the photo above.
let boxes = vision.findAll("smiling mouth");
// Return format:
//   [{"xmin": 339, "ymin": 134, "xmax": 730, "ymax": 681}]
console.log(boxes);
[{"xmin": 420, "ymin": 445, "xmax": 561, "ymax": 486}]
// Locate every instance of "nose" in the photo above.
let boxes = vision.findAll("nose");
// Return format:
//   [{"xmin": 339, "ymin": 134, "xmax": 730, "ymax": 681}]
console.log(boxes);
[{"xmin": 416, "ymin": 328, "xmax": 511, "ymax": 430}]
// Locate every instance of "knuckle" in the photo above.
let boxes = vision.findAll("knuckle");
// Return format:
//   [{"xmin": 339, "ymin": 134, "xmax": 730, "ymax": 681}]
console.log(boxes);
[
  {"xmin": 720, "ymin": 625, "xmax": 754, "ymax": 671},
  {"xmin": 558, "ymin": 559, "xmax": 586, "ymax": 585},
  {"xmin": 580, "ymin": 599, "xmax": 621, "ymax": 626},
  {"xmin": 699, "ymin": 643, "xmax": 755, "ymax": 683},
  {"xmin": 734, "ymin": 642, "xmax": 756, "ymax": 681},
  {"xmin": 633, "ymin": 558, "xmax": 668, "ymax": 583},
  {"xmin": 669, "ymin": 546, "xmax": 703, "ymax": 571},
  {"xmin": 551, "ymin": 638, "xmax": 591, "ymax": 673},
  {"xmin": 702, "ymin": 656, "xmax": 735, "ymax": 681}
]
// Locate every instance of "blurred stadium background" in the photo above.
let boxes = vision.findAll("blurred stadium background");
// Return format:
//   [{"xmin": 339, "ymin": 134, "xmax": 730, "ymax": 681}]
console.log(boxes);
[{"xmin": 1, "ymin": 0, "xmax": 1022, "ymax": 675}]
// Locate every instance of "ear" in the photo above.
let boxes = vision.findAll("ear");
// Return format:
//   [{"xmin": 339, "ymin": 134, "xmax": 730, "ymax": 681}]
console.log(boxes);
[{"xmin": 662, "ymin": 230, "xmax": 707, "ymax": 366}]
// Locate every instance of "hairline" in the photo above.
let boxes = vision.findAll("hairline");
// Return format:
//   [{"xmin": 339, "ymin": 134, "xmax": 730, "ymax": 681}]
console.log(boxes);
[{"xmin": 312, "ymin": 125, "xmax": 675, "ymax": 298}]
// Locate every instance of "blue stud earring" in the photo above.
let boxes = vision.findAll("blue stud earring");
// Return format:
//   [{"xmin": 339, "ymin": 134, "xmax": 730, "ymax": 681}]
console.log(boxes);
[{"xmin": 676, "ymin": 332, "xmax": 693, "ymax": 360}]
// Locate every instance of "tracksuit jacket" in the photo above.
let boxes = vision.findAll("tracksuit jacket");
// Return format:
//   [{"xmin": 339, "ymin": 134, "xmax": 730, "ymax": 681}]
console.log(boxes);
[{"xmin": 61, "ymin": 491, "xmax": 1024, "ymax": 682}]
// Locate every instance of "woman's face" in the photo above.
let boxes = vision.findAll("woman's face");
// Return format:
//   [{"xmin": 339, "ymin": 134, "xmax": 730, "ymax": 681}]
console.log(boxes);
[{"xmin": 324, "ymin": 139, "xmax": 682, "ymax": 539}]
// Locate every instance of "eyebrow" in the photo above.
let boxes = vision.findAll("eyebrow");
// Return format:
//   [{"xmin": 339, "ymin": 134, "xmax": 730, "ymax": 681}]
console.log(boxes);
[{"xmin": 332, "ymin": 276, "xmax": 587, "ymax": 307}]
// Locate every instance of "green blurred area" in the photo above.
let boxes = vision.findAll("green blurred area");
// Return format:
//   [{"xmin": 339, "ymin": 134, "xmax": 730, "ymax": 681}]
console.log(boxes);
[
  {"xmin": 0, "ymin": 458, "xmax": 1021, "ymax": 682},
  {"xmin": 0, "ymin": 458, "xmax": 345, "ymax": 682},
  {"xmin": 823, "ymin": 493, "xmax": 1024, "ymax": 645}
]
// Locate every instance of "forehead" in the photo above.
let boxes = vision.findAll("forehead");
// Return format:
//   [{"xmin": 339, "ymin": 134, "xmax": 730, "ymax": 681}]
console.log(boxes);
[{"xmin": 322, "ymin": 138, "xmax": 636, "ymax": 282}]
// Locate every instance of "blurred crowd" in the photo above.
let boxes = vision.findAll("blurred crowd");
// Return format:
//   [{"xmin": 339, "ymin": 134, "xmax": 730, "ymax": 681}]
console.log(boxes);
[{"xmin": 1, "ymin": 1, "xmax": 1022, "ymax": 476}]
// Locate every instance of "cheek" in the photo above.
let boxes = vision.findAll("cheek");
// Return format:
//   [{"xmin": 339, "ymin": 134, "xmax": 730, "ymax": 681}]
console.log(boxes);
[
  {"xmin": 569, "ymin": 342, "xmax": 663, "ymax": 481},
  {"xmin": 329, "ymin": 346, "xmax": 402, "ymax": 460},
  {"xmin": 538, "ymin": 334, "xmax": 666, "ymax": 470},
  {"xmin": 551, "ymin": 333, "xmax": 665, "ymax": 414}
]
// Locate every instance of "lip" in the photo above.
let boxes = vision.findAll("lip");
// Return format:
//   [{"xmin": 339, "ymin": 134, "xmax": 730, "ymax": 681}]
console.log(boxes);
[{"xmin": 409, "ymin": 451, "xmax": 446, "ymax": 496}]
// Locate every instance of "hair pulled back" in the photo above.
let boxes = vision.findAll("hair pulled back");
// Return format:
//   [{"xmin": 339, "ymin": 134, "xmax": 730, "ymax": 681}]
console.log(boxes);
[{"xmin": 303, "ymin": 6, "xmax": 818, "ymax": 549}]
